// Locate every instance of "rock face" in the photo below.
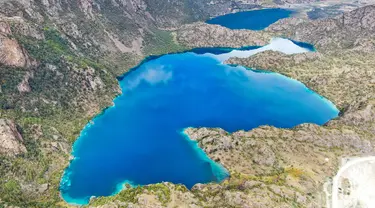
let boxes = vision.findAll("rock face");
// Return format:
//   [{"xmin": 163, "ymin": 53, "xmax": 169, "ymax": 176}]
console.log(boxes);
[
  {"xmin": 0, "ymin": 20, "xmax": 35, "ymax": 68},
  {"xmin": 0, "ymin": 35, "xmax": 31, "ymax": 68},
  {"xmin": 0, "ymin": 21, "xmax": 11, "ymax": 34},
  {"xmin": 17, "ymin": 71, "xmax": 33, "ymax": 93},
  {"xmin": 0, "ymin": 119, "xmax": 26, "ymax": 156}
]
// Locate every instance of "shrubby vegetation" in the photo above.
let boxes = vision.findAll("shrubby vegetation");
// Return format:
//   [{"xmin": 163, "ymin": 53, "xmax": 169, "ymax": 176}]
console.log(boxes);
[
  {"xmin": 91, "ymin": 183, "xmax": 175, "ymax": 206},
  {"xmin": 143, "ymin": 29, "xmax": 187, "ymax": 56},
  {"xmin": 0, "ymin": 26, "xmax": 120, "ymax": 207}
]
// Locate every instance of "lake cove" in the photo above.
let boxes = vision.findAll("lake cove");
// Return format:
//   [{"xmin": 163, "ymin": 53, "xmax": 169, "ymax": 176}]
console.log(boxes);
[
  {"xmin": 60, "ymin": 38, "xmax": 339, "ymax": 205},
  {"xmin": 206, "ymin": 8, "xmax": 294, "ymax": 30}
]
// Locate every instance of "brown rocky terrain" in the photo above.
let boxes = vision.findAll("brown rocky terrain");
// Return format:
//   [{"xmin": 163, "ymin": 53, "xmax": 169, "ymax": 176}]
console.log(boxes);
[
  {"xmin": 266, "ymin": 5, "xmax": 375, "ymax": 50},
  {"xmin": 0, "ymin": 119, "xmax": 26, "ymax": 156},
  {"xmin": 0, "ymin": 21, "xmax": 35, "ymax": 68},
  {"xmin": 227, "ymin": 50, "xmax": 375, "ymax": 111},
  {"xmin": 175, "ymin": 2, "xmax": 375, "ymax": 50},
  {"xmin": 175, "ymin": 23, "xmax": 271, "ymax": 48},
  {"xmin": 0, "ymin": 36, "xmax": 31, "ymax": 68}
]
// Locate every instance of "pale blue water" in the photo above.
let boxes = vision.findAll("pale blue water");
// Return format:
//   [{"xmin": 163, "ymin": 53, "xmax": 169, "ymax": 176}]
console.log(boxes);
[
  {"xmin": 206, "ymin": 8, "xmax": 294, "ymax": 30},
  {"xmin": 60, "ymin": 47, "xmax": 339, "ymax": 205}
]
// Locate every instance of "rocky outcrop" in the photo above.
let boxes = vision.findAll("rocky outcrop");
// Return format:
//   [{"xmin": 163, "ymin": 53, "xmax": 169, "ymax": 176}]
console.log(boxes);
[
  {"xmin": 0, "ymin": 119, "xmax": 27, "ymax": 156},
  {"xmin": 77, "ymin": 0, "xmax": 94, "ymax": 19},
  {"xmin": 17, "ymin": 71, "xmax": 33, "ymax": 93},
  {"xmin": 0, "ymin": 21, "xmax": 11, "ymax": 34},
  {"xmin": 0, "ymin": 20, "xmax": 35, "ymax": 68},
  {"xmin": 0, "ymin": 35, "xmax": 31, "ymax": 68}
]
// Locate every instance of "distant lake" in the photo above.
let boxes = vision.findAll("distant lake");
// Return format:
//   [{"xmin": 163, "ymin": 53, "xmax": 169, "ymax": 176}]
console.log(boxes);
[
  {"xmin": 206, "ymin": 8, "xmax": 294, "ymax": 30},
  {"xmin": 60, "ymin": 38, "xmax": 339, "ymax": 205}
]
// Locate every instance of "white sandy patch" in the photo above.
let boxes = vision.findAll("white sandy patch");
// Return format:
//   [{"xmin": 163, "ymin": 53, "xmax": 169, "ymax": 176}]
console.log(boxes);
[{"xmin": 206, "ymin": 38, "xmax": 310, "ymax": 62}]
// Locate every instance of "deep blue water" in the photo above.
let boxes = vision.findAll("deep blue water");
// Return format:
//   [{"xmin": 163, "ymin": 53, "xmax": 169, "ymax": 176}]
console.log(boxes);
[
  {"xmin": 206, "ymin": 8, "xmax": 294, "ymax": 30},
  {"xmin": 190, "ymin": 46, "xmax": 261, "ymax": 55},
  {"xmin": 60, "ymin": 47, "xmax": 339, "ymax": 204},
  {"xmin": 290, "ymin": 40, "xmax": 316, "ymax": 51}
]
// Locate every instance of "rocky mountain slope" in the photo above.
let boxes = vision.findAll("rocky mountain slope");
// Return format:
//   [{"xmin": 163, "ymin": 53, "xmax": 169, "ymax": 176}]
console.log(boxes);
[{"xmin": 0, "ymin": 0, "xmax": 374, "ymax": 207}]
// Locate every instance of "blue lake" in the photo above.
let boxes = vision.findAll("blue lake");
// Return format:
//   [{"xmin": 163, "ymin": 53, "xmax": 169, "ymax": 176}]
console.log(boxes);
[
  {"xmin": 60, "ymin": 40, "xmax": 339, "ymax": 205},
  {"xmin": 206, "ymin": 8, "xmax": 294, "ymax": 30}
]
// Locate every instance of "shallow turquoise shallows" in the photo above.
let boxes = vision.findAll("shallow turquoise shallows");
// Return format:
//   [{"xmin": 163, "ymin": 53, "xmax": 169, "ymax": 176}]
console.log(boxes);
[
  {"xmin": 206, "ymin": 8, "xmax": 294, "ymax": 30},
  {"xmin": 60, "ymin": 41, "xmax": 339, "ymax": 205}
]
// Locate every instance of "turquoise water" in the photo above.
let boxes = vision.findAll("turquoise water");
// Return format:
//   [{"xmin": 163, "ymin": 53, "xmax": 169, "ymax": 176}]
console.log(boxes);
[
  {"xmin": 60, "ymin": 45, "xmax": 339, "ymax": 205},
  {"xmin": 206, "ymin": 8, "xmax": 294, "ymax": 30},
  {"xmin": 59, "ymin": 3, "xmax": 332, "ymax": 205}
]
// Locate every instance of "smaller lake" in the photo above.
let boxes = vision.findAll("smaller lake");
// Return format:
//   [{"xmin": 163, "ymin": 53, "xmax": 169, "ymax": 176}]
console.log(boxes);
[{"xmin": 206, "ymin": 8, "xmax": 294, "ymax": 30}]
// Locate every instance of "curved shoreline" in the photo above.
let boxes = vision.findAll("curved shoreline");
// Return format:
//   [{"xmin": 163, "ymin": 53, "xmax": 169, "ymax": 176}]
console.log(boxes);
[{"xmin": 60, "ymin": 38, "xmax": 339, "ymax": 205}]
